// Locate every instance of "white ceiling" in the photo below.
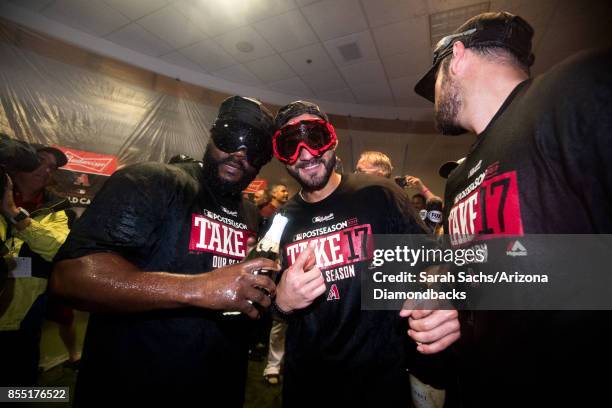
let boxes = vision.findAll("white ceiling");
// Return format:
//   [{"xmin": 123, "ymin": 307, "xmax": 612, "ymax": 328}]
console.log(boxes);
[{"xmin": 2, "ymin": 0, "xmax": 612, "ymax": 120}]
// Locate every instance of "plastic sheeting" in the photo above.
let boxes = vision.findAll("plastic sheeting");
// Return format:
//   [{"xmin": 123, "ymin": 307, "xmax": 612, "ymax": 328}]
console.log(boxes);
[
  {"xmin": 0, "ymin": 21, "xmax": 474, "ymax": 198},
  {"xmin": 0, "ymin": 26, "xmax": 213, "ymax": 166}
]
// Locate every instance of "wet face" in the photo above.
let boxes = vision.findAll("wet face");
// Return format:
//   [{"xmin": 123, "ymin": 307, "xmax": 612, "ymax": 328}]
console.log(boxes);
[
  {"xmin": 202, "ymin": 141, "xmax": 259, "ymax": 196},
  {"xmin": 13, "ymin": 151, "xmax": 58, "ymax": 193},
  {"xmin": 271, "ymin": 185, "xmax": 289, "ymax": 204},
  {"xmin": 434, "ymin": 60, "xmax": 467, "ymax": 136}
]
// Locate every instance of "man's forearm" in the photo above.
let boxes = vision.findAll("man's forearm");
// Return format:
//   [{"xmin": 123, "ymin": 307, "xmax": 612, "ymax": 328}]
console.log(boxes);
[{"xmin": 51, "ymin": 252, "xmax": 201, "ymax": 313}]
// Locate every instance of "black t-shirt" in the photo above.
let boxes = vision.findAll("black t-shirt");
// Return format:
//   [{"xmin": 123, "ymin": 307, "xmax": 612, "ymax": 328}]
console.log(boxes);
[
  {"xmin": 278, "ymin": 173, "xmax": 425, "ymax": 407},
  {"xmin": 443, "ymin": 48, "xmax": 612, "ymax": 406},
  {"xmin": 55, "ymin": 162, "xmax": 260, "ymax": 406}
]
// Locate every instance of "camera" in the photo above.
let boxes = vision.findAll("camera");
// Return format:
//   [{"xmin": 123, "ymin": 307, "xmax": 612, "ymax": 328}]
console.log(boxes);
[{"xmin": 394, "ymin": 176, "xmax": 408, "ymax": 188}]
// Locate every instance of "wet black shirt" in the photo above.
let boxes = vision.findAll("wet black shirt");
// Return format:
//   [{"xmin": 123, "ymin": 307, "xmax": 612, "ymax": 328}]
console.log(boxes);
[
  {"xmin": 56, "ymin": 162, "xmax": 260, "ymax": 406},
  {"xmin": 279, "ymin": 173, "xmax": 425, "ymax": 407},
  {"xmin": 443, "ymin": 48, "xmax": 612, "ymax": 407}
]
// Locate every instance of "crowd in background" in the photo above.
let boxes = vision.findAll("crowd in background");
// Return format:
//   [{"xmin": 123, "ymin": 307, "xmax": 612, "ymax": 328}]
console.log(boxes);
[{"xmin": 1, "ymin": 8, "xmax": 610, "ymax": 408}]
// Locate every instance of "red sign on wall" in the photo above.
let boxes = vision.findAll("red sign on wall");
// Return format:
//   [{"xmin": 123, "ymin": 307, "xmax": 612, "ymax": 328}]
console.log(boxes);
[
  {"xmin": 56, "ymin": 146, "xmax": 118, "ymax": 176},
  {"xmin": 243, "ymin": 179, "xmax": 268, "ymax": 193}
]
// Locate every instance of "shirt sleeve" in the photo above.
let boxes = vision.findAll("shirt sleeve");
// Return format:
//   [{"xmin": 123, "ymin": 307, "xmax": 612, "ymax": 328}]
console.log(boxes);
[
  {"xmin": 375, "ymin": 179, "xmax": 429, "ymax": 235},
  {"xmin": 537, "ymin": 48, "xmax": 612, "ymax": 232},
  {"xmin": 55, "ymin": 163, "xmax": 178, "ymax": 264},
  {"xmin": 14, "ymin": 211, "xmax": 69, "ymax": 262}
]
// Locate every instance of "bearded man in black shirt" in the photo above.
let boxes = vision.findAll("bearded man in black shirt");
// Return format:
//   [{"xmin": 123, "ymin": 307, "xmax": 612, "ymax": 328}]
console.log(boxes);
[
  {"xmin": 51, "ymin": 96, "xmax": 283, "ymax": 406},
  {"xmin": 414, "ymin": 11, "xmax": 612, "ymax": 407},
  {"xmin": 270, "ymin": 101, "xmax": 461, "ymax": 407}
]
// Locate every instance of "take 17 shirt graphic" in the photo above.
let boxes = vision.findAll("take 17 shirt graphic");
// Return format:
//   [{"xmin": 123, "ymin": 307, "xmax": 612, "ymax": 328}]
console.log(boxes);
[
  {"xmin": 284, "ymin": 216, "xmax": 374, "ymax": 301},
  {"xmin": 447, "ymin": 161, "xmax": 524, "ymax": 247}
]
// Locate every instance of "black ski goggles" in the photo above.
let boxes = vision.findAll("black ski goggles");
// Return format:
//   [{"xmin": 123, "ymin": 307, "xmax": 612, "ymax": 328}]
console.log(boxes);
[
  {"xmin": 211, "ymin": 120, "xmax": 272, "ymax": 168},
  {"xmin": 273, "ymin": 119, "xmax": 337, "ymax": 165}
]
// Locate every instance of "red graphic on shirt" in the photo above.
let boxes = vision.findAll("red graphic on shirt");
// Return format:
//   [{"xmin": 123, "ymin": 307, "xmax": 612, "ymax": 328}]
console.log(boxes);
[
  {"xmin": 285, "ymin": 224, "xmax": 374, "ymax": 269},
  {"xmin": 448, "ymin": 171, "xmax": 523, "ymax": 247},
  {"xmin": 327, "ymin": 284, "xmax": 340, "ymax": 301},
  {"xmin": 189, "ymin": 213, "xmax": 255, "ymax": 259}
]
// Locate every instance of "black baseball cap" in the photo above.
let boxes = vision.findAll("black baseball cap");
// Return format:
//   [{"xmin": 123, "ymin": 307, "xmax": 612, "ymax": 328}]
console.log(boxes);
[
  {"xmin": 0, "ymin": 133, "xmax": 40, "ymax": 172},
  {"xmin": 275, "ymin": 100, "xmax": 329, "ymax": 129},
  {"xmin": 415, "ymin": 11, "xmax": 535, "ymax": 103},
  {"xmin": 31, "ymin": 144, "xmax": 68, "ymax": 168},
  {"xmin": 210, "ymin": 96, "xmax": 275, "ymax": 167},
  {"xmin": 213, "ymin": 96, "xmax": 274, "ymax": 134},
  {"xmin": 438, "ymin": 157, "xmax": 466, "ymax": 179}
]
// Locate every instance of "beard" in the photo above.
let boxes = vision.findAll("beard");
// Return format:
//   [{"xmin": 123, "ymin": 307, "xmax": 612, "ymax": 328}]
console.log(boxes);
[
  {"xmin": 201, "ymin": 145, "xmax": 257, "ymax": 197},
  {"xmin": 434, "ymin": 72, "xmax": 468, "ymax": 136},
  {"xmin": 287, "ymin": 152, "xmax": 336, "ymax": 191}
]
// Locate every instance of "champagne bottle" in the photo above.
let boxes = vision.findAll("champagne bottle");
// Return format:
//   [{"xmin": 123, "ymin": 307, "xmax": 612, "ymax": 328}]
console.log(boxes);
[
  {"xmin": 223, "ymin": 213, "xmax": 289, "ymax": 315},
  {"xmin": 245, "ymin": 212, "xmax": 288, "ymax": 272}
]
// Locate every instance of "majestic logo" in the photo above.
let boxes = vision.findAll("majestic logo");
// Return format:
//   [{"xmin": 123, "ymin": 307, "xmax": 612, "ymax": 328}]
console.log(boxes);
[
  {"xmin": 221, "ymin": 206, "xmax": 238, "ymax": 217},
  {"xmin": 312, "ymin": 213, "xmax": 334, "ymax": 223},
  {"xmin": 327, "ymin": 284, "xmax": 340, "ymax": 301},
  {"xmin": 468, "ymin": 160, "xmax": 482, "ymax": 178},
  {"xmin": 506, "ymin": 240, "xmax": 527, "ymax": 257}
]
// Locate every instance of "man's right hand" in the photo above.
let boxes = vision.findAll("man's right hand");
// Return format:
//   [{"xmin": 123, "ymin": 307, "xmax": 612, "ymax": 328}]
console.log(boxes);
[
  {"xmin": 190, "ymin": 257, "xmax": 280, "ymax": 319},
  {"xmin": 275, "ymin": 244, "xmax": 326, "ymax": 313}
]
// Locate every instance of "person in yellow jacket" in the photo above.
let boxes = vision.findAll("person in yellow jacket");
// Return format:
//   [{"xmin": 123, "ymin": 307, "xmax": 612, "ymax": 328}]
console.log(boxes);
[{"xmin": 0, "ymin": 144, "xmax": 70, "ymax": 386}]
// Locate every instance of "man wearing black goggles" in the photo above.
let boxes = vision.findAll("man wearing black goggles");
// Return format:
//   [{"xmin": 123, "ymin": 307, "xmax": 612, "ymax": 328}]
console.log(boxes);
[
  {"xmin": 211, "ymin": 120, "xmax": 272, "ymax": 168},
  {"xmin": 204, "ymin": 96, "xmax": 275, "ymax": 195},
  {"xmin": 51, "ymin": 95, "xmax": 279, "ymax": 406}
]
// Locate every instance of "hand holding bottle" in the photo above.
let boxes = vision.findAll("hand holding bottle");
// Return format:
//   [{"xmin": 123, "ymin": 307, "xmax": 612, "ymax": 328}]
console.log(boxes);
[
  {"xmin": 399, "ymin": 308, "xmax": 460, "ymax": 354},
  {"xmin": 223, "ymin": 213, "xmax": 288, "ymax": 315},
  {"xmin": 192, "ymin": 258, "xmax": 280, "ymax": 319}
]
